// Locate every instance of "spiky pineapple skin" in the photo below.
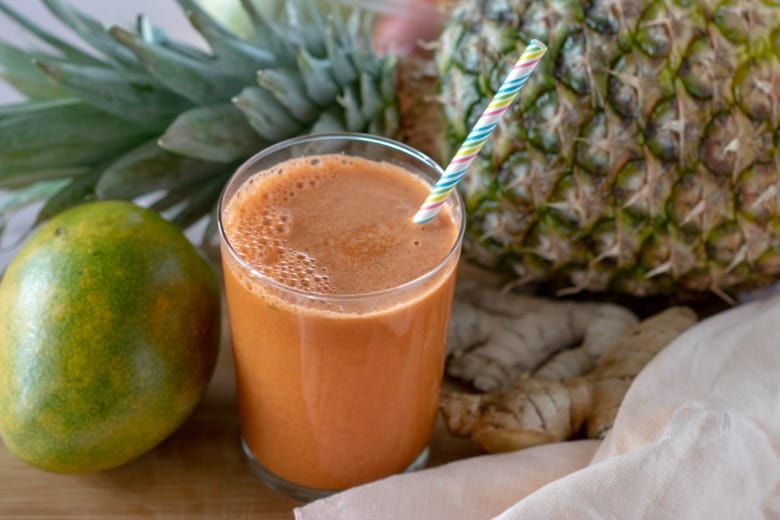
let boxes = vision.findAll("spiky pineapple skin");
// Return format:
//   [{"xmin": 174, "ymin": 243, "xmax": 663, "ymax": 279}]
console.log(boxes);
[{"xmin": 439, "ymin": 0, "xmax": 780, "ymax": 297}]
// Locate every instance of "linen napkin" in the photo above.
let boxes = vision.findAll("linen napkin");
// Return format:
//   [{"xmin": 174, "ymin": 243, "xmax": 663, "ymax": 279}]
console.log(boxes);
[{"xmin": 297, "ymin": 293, "xmax": 780, "ymax": 519}]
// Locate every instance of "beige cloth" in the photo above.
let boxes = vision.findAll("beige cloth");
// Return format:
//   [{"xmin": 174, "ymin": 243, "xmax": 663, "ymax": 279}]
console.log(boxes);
[{"xmin": 296, "ymin": 294, "xmax": 780, "ymax": 519}]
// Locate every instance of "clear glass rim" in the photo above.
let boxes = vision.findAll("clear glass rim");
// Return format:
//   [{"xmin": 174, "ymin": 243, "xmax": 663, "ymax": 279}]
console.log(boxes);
[{"xmin": 217, "ymin": 132, "xmax": 466, "ymax": 302}]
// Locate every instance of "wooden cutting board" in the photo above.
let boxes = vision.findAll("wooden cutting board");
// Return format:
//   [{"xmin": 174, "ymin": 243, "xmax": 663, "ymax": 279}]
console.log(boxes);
[{"xmin": 0, "ymin": 320, "xmax": 481, "ymax": 519}]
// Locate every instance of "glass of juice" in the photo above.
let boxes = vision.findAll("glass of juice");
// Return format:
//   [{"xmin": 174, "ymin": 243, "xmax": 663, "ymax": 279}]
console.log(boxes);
[{"xmin": 217, "ymin": 133, "xmax": 465, "ymax": 501}]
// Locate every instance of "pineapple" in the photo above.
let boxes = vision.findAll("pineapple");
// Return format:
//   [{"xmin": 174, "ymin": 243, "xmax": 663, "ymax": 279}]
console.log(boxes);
[
  {"xmin": 0, "ymin": 0, "xmax": 778, "ymax": 299},
  {"xmin": 441, "ymin": 0, "xmax": 780, "ymax": 298}
]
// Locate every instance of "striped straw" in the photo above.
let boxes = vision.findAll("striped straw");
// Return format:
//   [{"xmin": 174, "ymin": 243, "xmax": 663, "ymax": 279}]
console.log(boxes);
[{"xmin": 413, "ymin": 39, "xmax": 547, "ymax": 224}]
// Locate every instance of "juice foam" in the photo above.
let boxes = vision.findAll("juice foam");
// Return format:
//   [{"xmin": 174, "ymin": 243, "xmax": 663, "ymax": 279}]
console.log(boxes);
[{"xmin": 221, "ymin": 154, "xmax": 458, "ymax": 296}]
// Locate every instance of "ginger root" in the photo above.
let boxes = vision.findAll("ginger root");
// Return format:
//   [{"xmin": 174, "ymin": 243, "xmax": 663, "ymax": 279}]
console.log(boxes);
[
  {"xmin": 441, "ymin": 306, "xmax": 698, "ymax": 453},
  {"xmin": 447, "ymin": 288, "xmax": 639, "ymax": 391}
]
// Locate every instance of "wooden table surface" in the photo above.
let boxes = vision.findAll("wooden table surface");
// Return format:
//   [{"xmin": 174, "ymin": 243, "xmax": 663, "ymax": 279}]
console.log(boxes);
[{"xmin": 0, "ymin": 314, "xmax": 481, "ymax": 519}]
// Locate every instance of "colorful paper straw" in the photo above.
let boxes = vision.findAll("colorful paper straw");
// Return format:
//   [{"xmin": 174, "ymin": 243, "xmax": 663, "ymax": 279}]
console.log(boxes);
[{"xmin": 413, "ymin": 39, "xmax": 547, "ymax": 224}]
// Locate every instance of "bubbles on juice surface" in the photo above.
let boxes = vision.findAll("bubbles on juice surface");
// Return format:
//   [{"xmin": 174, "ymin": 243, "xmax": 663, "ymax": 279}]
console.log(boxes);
[
  {"xmin": 226, "ymin": 164, "xmax": 334, "ymax": 294},
  {"xmin": 225, "ymin": 153, "xmax": 458, "ymax": 297},
  {"xmin": 271, "ymin": 251, "xmax": 332, "ymax": 293}
]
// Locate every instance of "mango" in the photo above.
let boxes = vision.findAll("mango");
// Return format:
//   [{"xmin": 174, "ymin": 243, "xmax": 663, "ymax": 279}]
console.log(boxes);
[{"xmin": 0, "ymin": 201, "xmax": 220, "ymax": 473}]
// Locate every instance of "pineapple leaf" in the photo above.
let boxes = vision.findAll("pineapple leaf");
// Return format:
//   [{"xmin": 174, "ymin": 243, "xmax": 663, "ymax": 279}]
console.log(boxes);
[
  {"xmin": 0, "ymin": 41, "xmax": 65, "ymax": 99},
  {"xmin": 0, "ymin": 181, "xmax": 70, "ymax": 215},
  {"xmin": 380, "ymin": 105, "xmax": 399, "ymax": 137},
  {"xmin": 239, "ymin": 0, "xmax": 298, "ymax": 65},
  {"xmin": 257, "ymin": 68, "xmax": 319, "ymax": 123},
  {"xmin": 284, "ymin": 0, "xmax": 325, "ymax": 57},
  {"xmin": 110, "ymin": 27, "xmax": 245, "ymax": 104},
  {"xmin": 34, "ymin": 169, "xmax": 101, "ymax": 225},
  {"xmin": 136, "ymin": 15, "xmax": 213, "ymax": 62},
  {"xmin": 149, "ymin": 179, "xmax": 200, "ymax": 214},
  {"xmin": 0, "ymin": 98, "xmax": 71, "ymax": 117},
  {"xmin": 301, "ymin": 0, "xmax": 327, "ymax": 54},
  {"xmin": 0, "ymin": 0, "xmax": 104, "ymax": 67},
  {"xmin": 297, "ymin": 48, "xmax": 339, "ymax": 106},
  {"xmin": 0, "ymin": 99, "xmax": 152, "ymax": 173},
  {"xmin": 237, "ymin": 0, "xmax": 264, "ymax": 27},
  {"xmin": 96, "ymin": 140, "xmax": 227, "ymax": 200},
  {"xmin": 310, "ymin": 107, "xmax": 347, "ymax": 133},
  {"xmin": 0, "ymin": 179, "xmax": 68, "ymax": 229},
  {"xmin": 176, "ymin": 0, "xmax": 275, "ymax": 80},
  {"xmin": 338, "ymin": 85, "xmax": 366, "ymax": 131},
  {"xmin": 324, "ymin": 18, "xmax": 358, "ymax": 84},
  {"xmin": 358, "ymin": 71, "xmax": 382, "ymax": 120},
  {"xmin": 158, "ymin": 103, "xmax": 265, "ymax": 163},
  {"xmin": 35, "ymin": 60, "xmax": 192, "ymax": 126},
  {"xmin": 379, "ymin": 56, "xmax": 396, "ymax": 102},
  {"xmin": 41, "ymin": 0, "xmax": 142, "ymax": 72},
  {"xmin": 136, "ymin": 14, "xmax": 165, "ymax": 44},
  {"xmin": 0, "ymin": 179, "xmax": 70, "ymax": 248},
  {"xmin": 153, "ymin": 172, "xmax": 231, "ymax": 229},
  {"xmin": 237, "ymin": 0, "xmax": 261, "ymax": 22},
  {"xmin": 345, "ymin": 10, "xmax": 380, "ymax": 78},
  {"xmin": 0, "ymin": 0, "xmax": 402, "ymax": 237},
  {"xmin": 233, "ymin": 86, "xmax": 304, "ymax": 141},
  {"xmin": 0, "ymin": 166, "xmax": 89, "ymax": 189}
]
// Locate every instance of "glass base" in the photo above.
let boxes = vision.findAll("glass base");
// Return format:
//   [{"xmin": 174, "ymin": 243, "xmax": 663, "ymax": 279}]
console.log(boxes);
[{"xmin": 241, "ymin": 437, "xmax": 430, "ymax": 503}]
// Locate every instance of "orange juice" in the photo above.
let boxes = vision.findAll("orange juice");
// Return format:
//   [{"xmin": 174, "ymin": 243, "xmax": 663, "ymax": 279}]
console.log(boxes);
[{"xmin": 218, "ymin": 136, "xmax": 464, "ymax": 499}]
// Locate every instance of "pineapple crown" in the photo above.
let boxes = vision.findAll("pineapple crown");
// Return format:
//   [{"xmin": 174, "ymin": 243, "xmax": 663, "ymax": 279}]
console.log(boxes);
[{"xmin": 0, "ymin": 0, "xmax": 395, "ymax": 240}]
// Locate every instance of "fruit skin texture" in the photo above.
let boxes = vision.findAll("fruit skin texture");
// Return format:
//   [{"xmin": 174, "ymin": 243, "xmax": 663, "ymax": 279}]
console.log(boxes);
[
  {"xmin": 0, "ymin": 201, "xmax": 220, "ymax": 473},
  {"xmin": 438, "ymin": 0, "xmax": 780, "ymax": 297}
]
